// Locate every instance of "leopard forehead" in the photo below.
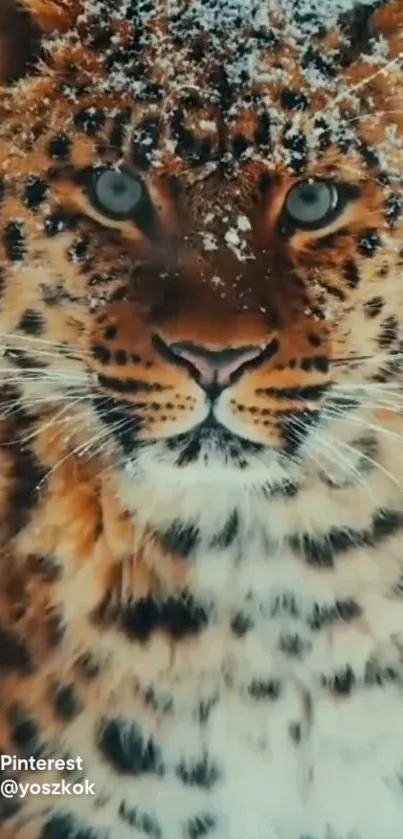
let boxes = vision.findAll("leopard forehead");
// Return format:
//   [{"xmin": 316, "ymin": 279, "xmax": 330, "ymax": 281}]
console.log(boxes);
[{"xmin": 1, "ymin": 0, "xmax": 402, "ymax": 182}]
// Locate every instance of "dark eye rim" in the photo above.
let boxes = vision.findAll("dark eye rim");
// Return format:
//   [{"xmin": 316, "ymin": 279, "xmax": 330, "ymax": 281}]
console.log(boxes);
[
  {"xmin": 87, "ymin": 164, "xmax": 148, "ymax": 221},
  {"xmin": 279, "ymin": 178, "xmax": 360, "ymax": 235}
]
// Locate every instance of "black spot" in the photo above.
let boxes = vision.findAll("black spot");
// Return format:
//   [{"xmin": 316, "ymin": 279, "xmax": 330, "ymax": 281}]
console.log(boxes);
[
  {"xmin": 356, "ymin": 140, "xmax": 380, "ymax": 170},
  {"xmin": 24, "ymin": 176, "xmax": 48, "ymax": 211},
  {"xmin": 176, "ymin": 754, "xmax": 221, "ymax": 789},
  {"xmin": 186, "ymin": 814, "xmax": 217, "ymax": 839},
  {"xmin": 104, "ymin": 325, "xmax": 117, "ymax": 340},
  {"xmin": 363, "ymin": 296, "xmax": 384, "ymax": 318},
  {"xmin": 93, "ymin": 395, "xmax": 140, "ymax": 457},
  {"xmin": 119, "ymin": 802, "xmax": 161, "ymax": 838},
  {"xmin": 378, "ymin": 315, "xmax": 399, "ymax": 348},
  {"xmin": 143, "ymin": 687, "xmax": 173, "ymax": 715},
  {"xmin": 43, "ymin": 211, "xmax": 79, "ymax": 237},
  {"xmin": 10, "ymin": 711, "xmax": 40, "ymax": 753},
  {"xmin": 68, "ymin": 238, "xmax": 89, "ymax": 263},
  {"xmin": 41, "ymin": 814, "xmax": 95, "ymax": 839},
  {"xmin": 48, "ymin": 133, "xmax": 72, "ymax": 160},
  {"xmin": 132, "ymin": 118, "xmax": 161, "ymax": 170},
  {"xmin": 307, "ymin": 332, "xmax": 321, "ymax": 347},
  {"xmin": 9, "ymin": 441, "xmax": 45, "ymax": 537},
  {"xmin": 3, "ymin": 222, "xmax": 26, "ymax": 261},
  {"xmin": 74, "ymin": 107, "xmax": 106, "ymax": 136},
  {"xmin": 364, "ymin": 659, "xmax": 399, "ymax": 687},
  {"xmin": 295, "ymin": 510, "xmax": 403, "ymax": 570},
  {"xmin": 337, "ymin": 133, "xmax": 354, "ymax": 154},
  {"xmin": 342, "ymin": 260, "xmax": 360, "ymax": 288},
  {"xmin": 158, "ymin": 520, "xmax": 201, "ymax": 558},
  {"xmin": 292, "ymin": 3, "xmax": 327, "ymax": 35},
  {"xmin": 232, "ymin": 133, "xmax": 251, "ymax": 158},
  {"xmin": 27, "ymin": 553, "xmax": 61, "ymax": 582},
  {"xmin": 336, "ymin": 1, "xmax": 382, "ymax": 67},
  {"xmin": 230, "ymin": 612, "xmax": 253, "ymax": 636},
  {"xmin": 18, "ymin": 309, "xmax": 44, "ymax": 336},
  {"xmin": 270, "ymin": 592, "xmax": 300, "ymax": 619},
  {"xmin": 51, "ymin": 682, "xmax": 83, "ymax": 721},
  {"xmin": 46, "ymin": 610, "xmax": 65, "ymax": 648},
  {"xmin": 256, "ymin": 383, "xmax": 328, "ymax": 401},
  {"xmin": 357, "ymin": 229, "xmax": 382, "ymax": 257},
  {"xmin": 281, "ymin": 409, "xmax": 321, "ymax": 456},
  {"xmin": 89, "ymin": 27, "xmax": 114, "ymax": 51},
  {"xmin": 385, "ymin": 192, "xmax": 403, "ymax": 227},
  {"xmin": 313, "ymin": 118, "xmax": 332, "ymax": 152},
  {"xmin": 180, "ymin": 92, "xmax": 202, "ymax": 109},
  {"xmin": 300, "ymin": 356, "xmax": 329, "ymax": 374},
  {"xmin": 323, "ymin": 666, "xmax": 355, "ymax": 696},
  {"xmin": 372, "ymin": 508, "xmax": 403, "ymax": 541},
  {"xmin": 97, "ymin": 373, "xmax": 164, "ymax": 395},
  {"xmin": 254, "ymin": 111, "xmax": 271, "ymax": 147},
  {"xmin": 170, "ymin": 109, "xmax": 212, "ymax": 165},
  {"xmin": 291, "ymin": 515, "xmax": 391, "ymax": 565},
  {"xmin": 289, "ymin": 722, "xmax": 302, "ymax": 744},
  {"xmin": 283, "ymin": 126, "xmax": 308, "ymax": 174},
  {"xmin": 261, "ymin": 480, "xmax": 299, "ymax": 499},
  {"xmin": 301, "ymin": 46, "xmax": 337, "ymax": 79},
  {"xmin": 279, "ymin": 633, "xmax": 309, "ymax": 657},
  {"xmin": 210, "ymin": 511, "xmax": 239, "ymax": 549},
  {"xmin": 114, "ymin": 349, "xmax": 127, "ymax": 365},
  {"xmin": 280, "ymin": 88, "xmax": 308, "ymax": 111},
  {"xmin": 5, "ymin": 347, "xmax": 46, "ymax": 370},
  {"xmin": 0, "ymin": 623, "xmax": 33, "ymax": 674},
  {"xmin": 0, "ymin": 267, "xmax": 5, "ymax": 300},
  {"xmin": 197, "ymin": 696, "xmax": 218, "ymax": 725},
  {"xmin": 98, "ymin": 717, "xmax": 164, "ymax": 776},
  {"xmin": 377, "ymin": 263, "xmax": 389, "ymax": 279},
  {"xmin": 92, "ymin": 344, "xmax": 111, "ymax": 365},
  {"xmin": 248, "ymin": 679, "xmax": 282, "ymax": 700},
  {"xmin": 75, "ymin": 652, "xmax": 100, "ymax": 680},
  {"xmin": 250, "ymin": 26, "xmax": 279, "ymax": 49},
  {"xmin": 290, "ymin": 532, "xmax": 334, "ymax": 566},
  {"xmin": 0, "ymin": 766, "xmax": 21, "ymax": 820},
  {"xmin": 119, "ymin": 594, "xmax": 208, "ymax": 642},
  {"xmin": 160, "ymin": 596, "xmax": 208, "ymax": 639},
  {"xmin": 307, "ymin": 599, "xmax": 362, "ymax": 631}
]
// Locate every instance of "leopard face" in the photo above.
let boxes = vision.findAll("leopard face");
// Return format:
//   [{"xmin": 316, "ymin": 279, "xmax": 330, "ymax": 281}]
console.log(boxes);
[{"xmin": 0, "ymin": 0, "xmax": 403, "ymax": 497}]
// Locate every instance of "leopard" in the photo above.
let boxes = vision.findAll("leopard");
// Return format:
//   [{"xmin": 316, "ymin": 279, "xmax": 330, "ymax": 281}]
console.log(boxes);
[{"xmin": 0, "ymin": 0, "xmax": 403, "ymax": 837}]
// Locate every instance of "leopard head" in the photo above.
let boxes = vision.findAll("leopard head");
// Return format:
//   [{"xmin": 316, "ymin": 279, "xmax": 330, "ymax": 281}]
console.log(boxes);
[{"xmin": 0, "ymin": 0, "xmax": 402, "ymax": 501}]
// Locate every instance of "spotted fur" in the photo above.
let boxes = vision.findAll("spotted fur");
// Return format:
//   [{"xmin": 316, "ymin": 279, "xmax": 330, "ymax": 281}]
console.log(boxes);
[{"xmin": 0, "ymin": 1, "xmax": 403, "ymax": 837}]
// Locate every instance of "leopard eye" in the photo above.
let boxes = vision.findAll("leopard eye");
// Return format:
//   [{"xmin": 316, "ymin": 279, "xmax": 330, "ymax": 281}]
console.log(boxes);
[
  {"xmin": 91, "ymin": 167, "xmax": 145, "ymax": 220},
  {"xmin": 285, "ymin": 179, "xmax": 339, "ymax": 229}
]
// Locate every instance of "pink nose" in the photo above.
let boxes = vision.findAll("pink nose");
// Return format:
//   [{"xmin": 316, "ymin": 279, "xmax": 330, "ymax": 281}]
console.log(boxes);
[{"xmin": 164, "ymin": 341, "xmax": 265, "ymax": 388}]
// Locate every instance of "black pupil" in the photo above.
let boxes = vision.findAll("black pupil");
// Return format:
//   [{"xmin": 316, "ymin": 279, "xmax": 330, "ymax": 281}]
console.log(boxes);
[
  {"xmin": 113, "ymin": 181, "xmax": 128, "ymax": 195},
  {"xmin": 299, "ymin": 185, "xmax": 318, "ymax": 203}
]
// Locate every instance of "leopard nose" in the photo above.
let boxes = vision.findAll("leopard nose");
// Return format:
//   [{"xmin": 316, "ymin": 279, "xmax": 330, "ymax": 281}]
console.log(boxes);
[{"xmin": 156, "ymin": 337, "xmax": 266, "ymax": 389}]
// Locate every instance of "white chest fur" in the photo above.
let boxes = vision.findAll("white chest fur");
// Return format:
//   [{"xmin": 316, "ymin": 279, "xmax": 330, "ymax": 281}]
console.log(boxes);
[{"xmin": 86, "ymin": 448, "xmax": 403, "ymax": 839}]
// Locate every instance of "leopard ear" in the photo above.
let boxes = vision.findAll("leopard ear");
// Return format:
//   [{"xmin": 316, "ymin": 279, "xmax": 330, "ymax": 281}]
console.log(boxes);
[{"xmin": 0, "ymin": 0, "xmax": 82, "ymax": 84}]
